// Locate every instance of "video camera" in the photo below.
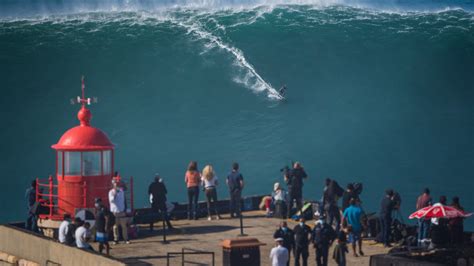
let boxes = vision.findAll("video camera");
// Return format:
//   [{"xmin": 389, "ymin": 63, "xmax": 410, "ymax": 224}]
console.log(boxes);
[
  {"xmin": 280, "ymin": 165, "xmax": 290, "ymax": 174},
  {"xmin": 352, "ymin": 183, "xmax": 363, "ymax": 196},
  {"xmin": 392, "ymin": 191, "xmax": 402, "ymax": 209}
]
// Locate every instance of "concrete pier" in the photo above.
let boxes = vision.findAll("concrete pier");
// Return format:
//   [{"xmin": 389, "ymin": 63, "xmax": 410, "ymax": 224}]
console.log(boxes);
[{"xmin": 103, "ymin": 210, "xmax": 390, "ymax": 265}]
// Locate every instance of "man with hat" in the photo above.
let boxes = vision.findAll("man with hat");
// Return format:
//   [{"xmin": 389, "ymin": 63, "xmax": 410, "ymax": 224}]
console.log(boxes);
[
  {"xmin": 95, "ymin": 197, "xmax": 112, "ymax": 255},
  {"xmin": 274, "ymin": 221, "xmax": 294, "ymax": 266},
  {"xmin": 108, "ymin": 178, "xmax": 130, "ymax": 244},
  {"xmin": 270, "ymin": 237, "xmax": 289, "ymax": 266},
  {"xmin": 148, "ymin": 173, "xmax": 173, "ymax": 230}
]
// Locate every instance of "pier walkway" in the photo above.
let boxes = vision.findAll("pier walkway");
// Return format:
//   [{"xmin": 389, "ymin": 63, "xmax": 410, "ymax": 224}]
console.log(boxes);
[{"xmin": 101, "ymin": 210, "xmax": 390, "ymax": 265}]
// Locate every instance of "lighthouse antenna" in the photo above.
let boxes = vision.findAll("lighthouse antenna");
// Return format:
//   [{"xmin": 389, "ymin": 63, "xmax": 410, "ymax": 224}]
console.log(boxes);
[
  {"xmin": 76, "ymin": 75, "xmax": 94, "ymax": 106},
  {"xmin": 81, "ymin": 75, "xmax": 86, "ymax": 107}
]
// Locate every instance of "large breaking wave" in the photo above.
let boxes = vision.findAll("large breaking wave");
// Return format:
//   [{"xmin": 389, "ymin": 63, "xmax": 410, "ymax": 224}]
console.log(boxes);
[{"xmin": 1, "ymin": 1, "xmax": 473, "ymax": 100}]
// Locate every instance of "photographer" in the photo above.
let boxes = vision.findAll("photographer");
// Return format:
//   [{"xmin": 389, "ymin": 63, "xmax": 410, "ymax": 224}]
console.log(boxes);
[
  {"xmin": 284, "ymin": 162, "xmax": 308, "ymax": 218},
  {"xmin": 379, "ymin": 189, "xmax": 397, "ymax": 247},
  {"xmin": 342, "ymin": 184, "xmax": 361, "ymax": 212}
]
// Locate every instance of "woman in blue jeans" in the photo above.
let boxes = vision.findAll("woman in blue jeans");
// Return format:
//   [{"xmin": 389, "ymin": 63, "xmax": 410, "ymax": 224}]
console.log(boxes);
[{"xmin": 185, "ymin": 161, "xmax": 201, "ymax": 220}]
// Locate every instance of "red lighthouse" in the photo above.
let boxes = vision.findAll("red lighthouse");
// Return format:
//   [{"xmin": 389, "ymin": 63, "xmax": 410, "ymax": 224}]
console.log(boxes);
[{"xmin": 51, "ymin": 77, "xmax": 114, "ymax": 216}]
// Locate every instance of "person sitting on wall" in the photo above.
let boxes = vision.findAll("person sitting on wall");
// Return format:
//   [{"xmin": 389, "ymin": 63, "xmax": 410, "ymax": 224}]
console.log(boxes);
[
  {"xmin": 272, "ymin": 182, "xmax": 288, "ymax": 218},
  {"xmin": 58, "ymin": 213, "xmax": 72, "ymax": 244},
  {"xmin": 75, "ymin": 220, "xmax": 93, "ymax": 251},
  {"xmin": 65, "ymin": 217, "xmax": 81, "ymax": 247}
]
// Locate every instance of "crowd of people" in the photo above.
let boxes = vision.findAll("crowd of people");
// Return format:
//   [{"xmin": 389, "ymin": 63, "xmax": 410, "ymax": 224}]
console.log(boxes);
[
  {"xmin": 24, "ymin": 160, "xmax": 467, "ymax": 263},
  {"xmin": 25, "ymin": 162, "xmax": 246, "ymax": 253},
  {"xmin": 268, "ymin": 163, "xmax": 468, "ymax": 266},
  {"xmin": 415, "ymin": 189, "xmax": 466, "ymax": 248}
]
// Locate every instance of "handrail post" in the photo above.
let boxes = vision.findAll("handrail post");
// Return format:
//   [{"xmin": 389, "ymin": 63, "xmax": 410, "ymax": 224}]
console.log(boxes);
[
  {"xmin": 83, "ymin": 181, "xmax": 87, "ymax": 208},
  {"xmin": 48, "ymin": 175, "xmax": 53, "ymax": 219},
  {"xmin": 181, "ymin": 248, "xmax": 184, "ymax": 266},
  {"xmin": 130, "ymin": 176, "xmax": 134, "ymax": 212}
]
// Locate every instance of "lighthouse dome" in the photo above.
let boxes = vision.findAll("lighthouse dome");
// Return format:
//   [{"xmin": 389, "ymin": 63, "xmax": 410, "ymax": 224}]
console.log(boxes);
[{"xmin": 52, "ymin": 106, "xmax": 114, "ymax": 150}]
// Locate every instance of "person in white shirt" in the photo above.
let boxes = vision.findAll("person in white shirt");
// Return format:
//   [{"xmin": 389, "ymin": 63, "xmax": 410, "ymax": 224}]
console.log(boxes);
[
  {"xmin": 75, "ymin": 222, "xmax": 92, "ymax": 250},
  {"xmin": 201, "ymin": 165, "xmax": 221, "ymax": 221},
  {"xmin": 58, "ymin": 214, "xmax": 72, "ymax": 244},
  {"xmin": 272, "ymin": 182, "xmax": 288, "ymax": 218},
  {"xmin": 108, "ymin": 178, "xmax": 129, "ymax": 244},
  {"xmin": 270, "ymin": 238, "xmax": 289, "ymax": 266}
]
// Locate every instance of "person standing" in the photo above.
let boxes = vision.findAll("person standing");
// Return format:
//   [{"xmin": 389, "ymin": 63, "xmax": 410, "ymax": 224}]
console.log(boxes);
[
  {"xmin": 95, "ymin": 198, "xmax": 112, "ymax": 255},
  {"xmin": 379, "ymin": 189, "xmax": 396, "ymax": 247},
  {"xmin": 312, "ymin": 218, "xmax": 336, "ymax": 266},
  {"xmin": 185, "ymin": 161, "xmax": 201, "ymax": 220},
  {"xmin": 415, "ymin": 188, "xmax": 432, "ymax": 246},
  {"xmin": 58, "ymin": 214, "xmax": 72, "ymax": 244},
  {"xmin": 25, "ymin": 180, "xmax": 38, "ymax": 232},
  {"xmin": 430, "ymin": 196, "xmax": 449, "ymax": 248},
  {"xmin": 149, "ymin": 174, "xmax": 173, "ymax": 229},
  {"xmin": 342, "ymin": 198, "xmax": 365, "ymax": 256},
  {"xmin": 449, "ymin": 196, "xmax": 464, "ymax": 244},
  {"xmin": 341, "ymin": 184, "xmax": 358, "ymax": 212},
  {"xmin": 293, "ymin": 217, "xmax": 311, "ymax": 266},
  {"xmin": 109, "ymin": 179, "xmax": 130, "ymax": 244},
  {"xmin": 270, "ymin": 238, "xmax": 289, "ymax": 266},
  {"xmin": 227, "ymin": 162, "xmax": 244, "ymax": 218},
  {"xmin": 201, "ymin": 165, "xmax": 221, "ymax": 221},
  {"xmin": 332, "ymin": 231, "xmax": 349, "ymax": 266},
  {"xmin": 274, "ymin": 221, "xmax": 295, "ymax": 266},
  {"xmin": 285, "ymin": 162, "xmax": 308, "ymax": 218},
  {"xmin": 323, "ymin": 178, "xmax": 342, "ymax": 232}
]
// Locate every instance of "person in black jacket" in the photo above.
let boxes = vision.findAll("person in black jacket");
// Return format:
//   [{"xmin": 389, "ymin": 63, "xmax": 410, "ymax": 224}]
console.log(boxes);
[
  {"xmin": 148, "ymin": 174, "xmax": 173, "ymax": 230},
  {"xmin": 312, "ymin": 218, "xmax": 336, "ymax": 266},
  {"xmin": 293, "ymin": 217, "xmax": 311, "ymax": 266},
  {"xmin": 25, "ymin": 180, "xmax": 38, "ymax": 232},
  {"xmin": 285, "ymin": 162, "xmax": 308, "ymax": 218},
  {"xmin": 65, "ymin": 217, "xmax": 82, "ymax": 247},
  {"xmin": 274, "ymin": 221, "xmax": 295, "ymax": 266},
  {"xmin": 379, "ymin": 189, "xmax": 396, "ymax": 247}
]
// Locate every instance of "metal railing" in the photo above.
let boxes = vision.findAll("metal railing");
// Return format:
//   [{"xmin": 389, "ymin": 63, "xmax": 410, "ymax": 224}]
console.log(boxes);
[
  {"xmin": 36, "ymin": 176, "xmax": 85, "ymax": 219},
  {"xmin": 166, "ymin": 248, "xmax": 215, "ymax": 266},
  {"xmin": 35, "ymin": 175, "xmax": 135, "ymax": 220}
]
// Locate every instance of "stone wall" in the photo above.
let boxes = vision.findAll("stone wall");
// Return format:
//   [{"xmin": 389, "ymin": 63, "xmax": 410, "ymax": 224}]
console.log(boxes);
[{"xmin": 0, "ymin": 225, "xmax": 125, "ymax": 266}]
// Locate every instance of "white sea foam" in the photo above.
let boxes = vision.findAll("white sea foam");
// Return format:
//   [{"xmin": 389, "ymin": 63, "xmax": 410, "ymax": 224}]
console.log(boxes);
[
  {"xmin": 1, "ymin": 0, "xmax": 472, "ymax": 21},
  {"xmin": 173, "ymin": 17, "xmax": 283, "ymax": 100}
]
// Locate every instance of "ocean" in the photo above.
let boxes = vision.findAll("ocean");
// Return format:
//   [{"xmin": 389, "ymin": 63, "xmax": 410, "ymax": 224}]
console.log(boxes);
[{"xmin": 0, "ymin": 0, "xmax": 473, "ymax": 230}]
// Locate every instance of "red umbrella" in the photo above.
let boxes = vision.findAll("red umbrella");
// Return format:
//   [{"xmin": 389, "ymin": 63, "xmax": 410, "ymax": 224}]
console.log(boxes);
[{"xmin": 409, "ymin": 203, "xmax": 472, "ymax": 219}]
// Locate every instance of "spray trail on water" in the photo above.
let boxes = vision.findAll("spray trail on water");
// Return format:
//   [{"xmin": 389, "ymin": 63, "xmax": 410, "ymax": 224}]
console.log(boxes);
[{"xmin": 173, "ymin": 19, "xmax": 284, "ymax": 100}]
